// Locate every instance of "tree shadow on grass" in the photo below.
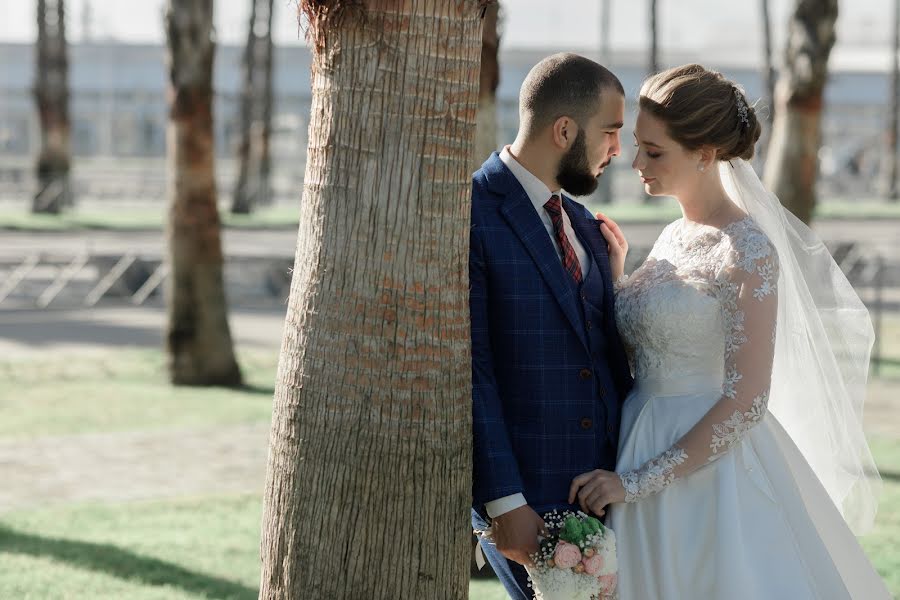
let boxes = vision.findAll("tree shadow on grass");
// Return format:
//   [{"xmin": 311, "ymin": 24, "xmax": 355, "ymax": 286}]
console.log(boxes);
[
  {"xmin": 881, "ymin": 470, "xmax": 900, "ymax": 483},
  {"xmin": 237, "ymin": 383, "xmax": 275, "ymax": 396},
  {"xmin": 0, "ymin": 524, "xmax": 258, "ymax": 599}
]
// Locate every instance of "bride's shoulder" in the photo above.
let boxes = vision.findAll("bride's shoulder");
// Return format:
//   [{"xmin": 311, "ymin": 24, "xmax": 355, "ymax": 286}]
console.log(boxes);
[{"xmin": 721, "ymin": 216, "xmax": 779, "ymax": 274}]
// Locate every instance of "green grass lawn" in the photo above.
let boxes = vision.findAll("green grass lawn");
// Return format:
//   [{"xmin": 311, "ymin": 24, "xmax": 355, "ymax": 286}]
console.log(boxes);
[
  {"xmin": 0, "ymin": 495, "xmax": 262, "ymax": 600},
  {"xmin": 0, "ymin": 350, "xmax": 278, "ymax": 439},
  {"xmin": 873, "ymin": 313, "xmax": 900, "ymax": 379},
  {"xmin": 1, "ymin": 200, "xmax": 899, "ymax": 231},
  {"xmin": 0, "ymin": 443, "xmax": 896, "ymax": 599},
  {"xmin": 0, "ymin": 349, "xmax": 897, "ymax": 598},
  {"xmin": 0, "ymin": 493, "xmax": 511, "ymax": 599},
  {"xmin": 0, "ymin": 205, "xmax": 302, "ymax": 231},
  {"xmin": 592, "ymin": 200, "xmax": 900, "ymax": 223}
]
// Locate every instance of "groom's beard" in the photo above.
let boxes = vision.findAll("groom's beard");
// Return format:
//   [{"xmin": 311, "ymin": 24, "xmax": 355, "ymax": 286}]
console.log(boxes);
[{"xmin": 557, "ymin": 129, "xmax": 602, "ymax": 197}]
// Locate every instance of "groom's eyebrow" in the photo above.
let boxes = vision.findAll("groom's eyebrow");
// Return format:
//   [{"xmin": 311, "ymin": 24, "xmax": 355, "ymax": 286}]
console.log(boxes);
[{"xmin": 603, "ymin": 121, "xmax": 624, "ymax": 129}]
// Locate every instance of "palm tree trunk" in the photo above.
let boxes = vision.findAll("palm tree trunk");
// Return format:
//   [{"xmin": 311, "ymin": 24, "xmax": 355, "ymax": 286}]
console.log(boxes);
[
  {"xmin": 258, "ymin": 1, "xmax": 483, "ymax": 598},
  {"xmin": 649, "ymin": 0, "xmax": 659, "ymax": 74},
  {"xmin": 164, "ymin": 0, "xmax": 243, "ymax": 386},
  {"xmin": 758, "ymin": 0, "xmax": 776, "ymax": 162},
  {"xmin": 232, "ymin": 0, "xmax": 275, "ymax": 214},
  {"xmin": 32, "ymin": 0, "xmax": 72, "ymax": 214},
  {"xmin": 597, "ymin": 0, "xmax": 614, "ymax": 204},
  {"xmin": 231, "ymin": 0, "xmax": 258, "ymax": 215},
  {"xmin": 600, "ymin": 0, "xmax": 611, "ymax": 63},
  {"xmin": 886, "ymin": 0, "xmax": 899, "ymax": 200},
  {"xmin": 762, "ymin": 0, "xmax": 838, "ymax": 224},
  {"xmin": 258, "ymin": 1, "xmax": 274, "ymax": 207},
  {"xmin": 474, "ymin": 2, "xmax": 500, "ymax": 167}
]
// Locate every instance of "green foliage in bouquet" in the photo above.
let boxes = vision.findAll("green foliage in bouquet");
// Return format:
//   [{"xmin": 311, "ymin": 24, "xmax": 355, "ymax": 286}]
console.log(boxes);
[{"xmin": 559, "ymin": 515, "xmax": 605, "ymax": 546}]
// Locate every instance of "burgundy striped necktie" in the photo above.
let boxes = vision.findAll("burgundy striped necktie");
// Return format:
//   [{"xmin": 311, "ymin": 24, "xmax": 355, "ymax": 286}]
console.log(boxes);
[{"xmin": 543, "ymin": 194, "xmax": 583, "ymax": 284}]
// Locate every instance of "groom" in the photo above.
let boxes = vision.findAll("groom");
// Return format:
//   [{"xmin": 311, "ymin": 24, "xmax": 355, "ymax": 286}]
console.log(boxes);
[{"xmin": 470, "ymin": 53, "xmax": 633, "ymax": 599}]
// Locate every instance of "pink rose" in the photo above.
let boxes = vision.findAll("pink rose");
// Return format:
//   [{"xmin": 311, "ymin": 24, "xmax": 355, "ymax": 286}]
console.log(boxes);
[
  {"xmin": 553, "ymin": 541, "xmax": 582, "ymax": 569},
  {"xmin": 582, "ymin": 553, "xmax": 604, "ymax": 576},
  {"xmin": 598, "ymin": 573, "xmax": 618, "ymax": 595}
]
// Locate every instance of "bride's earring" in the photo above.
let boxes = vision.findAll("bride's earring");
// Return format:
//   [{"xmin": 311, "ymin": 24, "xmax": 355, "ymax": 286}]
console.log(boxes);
[{"xmin": 697, "ymin": 163, "xmax": 706, "ymax": 173}]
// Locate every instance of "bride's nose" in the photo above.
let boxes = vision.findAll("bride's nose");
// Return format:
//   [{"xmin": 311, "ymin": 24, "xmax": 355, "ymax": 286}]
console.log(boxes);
[{"xmin": 632, "ymin": 152, "xmax": 642, "ymax": 171}]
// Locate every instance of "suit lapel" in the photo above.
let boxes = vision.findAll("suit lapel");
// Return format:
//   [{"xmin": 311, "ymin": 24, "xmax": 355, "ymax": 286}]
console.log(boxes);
[
  {"xmin": 499, "ymin": 190, "xmax": 589, "ymax": 352},
  {"xmin": 567, "ymin": 197, "xmax": 618, "ymax": 329},
  {"xmin": 566, "ymin": 198, "xmax": 611, "ymax": 289}
]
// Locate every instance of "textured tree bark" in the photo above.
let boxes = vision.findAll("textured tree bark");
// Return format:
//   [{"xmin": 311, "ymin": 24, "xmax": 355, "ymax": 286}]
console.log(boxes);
[
  {"xmin": 258, "ymin": 1, "xmax": 482, "ymax": 598},
  {"xmin": 763, "ymin": 0, "xmax": 838, "ymax": 225},
  {"xmin": 32, "ymin": 0, "xmax": 72, "ymax": 214},
  {"xmin": 231, "ymin": 0, "xmax": 275, "ymax": 214},
  {"xmin": 164, "ymin": 0, "xmax": 243, "ymax": 386},
  {"xmin": 474, "ymin": 2, "xmax": 500, "ymax": 168}
]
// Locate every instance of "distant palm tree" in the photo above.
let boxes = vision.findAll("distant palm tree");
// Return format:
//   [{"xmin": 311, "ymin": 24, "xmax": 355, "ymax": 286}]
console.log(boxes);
[
  {"xmin": 886, "ymin": 0, "xmax": 899, "ymax": 200},
  {"xmin": 475, "ymin": 1, "xmax": 500, "ymax": 166},
  {"xmin": 758, "ymin": 0, "xmax": 776, "ymax": 161},
  {"xmin": 644, "ymin": 0, "xmax": 660, "ymax": 204},
  {"xmin": 598, "ymin": 0, "xmax": 614, "ymax": 204},
  {"xmin": 164, "ymin": 0, "xmax": 242, "ymax": 386},
  {"xmin": 231, "ymin": 0, "xmax": 275, "ymax": 214},
  {"xmin": 600, "ymin": 0, "xmax": 611, "ymax": 63},
  {"xmin": 763, "ymin": 0, "xmax": 838, "ymax": 224},
  {"xmin": 32, "ymin": 0, "xmax": 72, "ymax": 214},
  {"xmin": 649, "ymin": 0, "xmax": 659, "ymax": 74}
]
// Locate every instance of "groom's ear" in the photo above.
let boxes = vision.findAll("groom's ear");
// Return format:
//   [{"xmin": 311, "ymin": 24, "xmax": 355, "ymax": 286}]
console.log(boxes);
[{"xmin": 551, "ymin": 116, "xmax": 576, "ymax": 150}]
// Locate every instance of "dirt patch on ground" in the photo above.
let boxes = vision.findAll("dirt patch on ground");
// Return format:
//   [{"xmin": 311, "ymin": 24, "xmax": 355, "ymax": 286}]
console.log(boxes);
[{"xmin": 0, "ymin": 423, "xmax": 269, "ymax": 514}]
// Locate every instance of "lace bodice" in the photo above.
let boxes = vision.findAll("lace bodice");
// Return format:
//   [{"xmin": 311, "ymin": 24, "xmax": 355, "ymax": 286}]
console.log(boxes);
[{"xmin": 614, "ymin": 216, "xmax": 779, "ymax": 501}]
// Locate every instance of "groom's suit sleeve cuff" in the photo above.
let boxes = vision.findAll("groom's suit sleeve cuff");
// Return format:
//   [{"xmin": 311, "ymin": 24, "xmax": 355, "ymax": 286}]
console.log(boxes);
[{"xmin": 485, "ymin": 493, "xmax": 527, "ymax": 518}]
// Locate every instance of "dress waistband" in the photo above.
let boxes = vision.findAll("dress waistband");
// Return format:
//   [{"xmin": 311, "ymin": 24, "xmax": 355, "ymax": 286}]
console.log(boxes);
[{"xmin": 634, "ymin": 372, "xmax": 722, "ymax": 397}]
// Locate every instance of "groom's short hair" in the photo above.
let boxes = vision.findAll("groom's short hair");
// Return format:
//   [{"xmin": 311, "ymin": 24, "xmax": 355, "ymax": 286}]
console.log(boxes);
[{"xmin": 519, "ymin": 53, "xmax": 624, "ymax": 136}]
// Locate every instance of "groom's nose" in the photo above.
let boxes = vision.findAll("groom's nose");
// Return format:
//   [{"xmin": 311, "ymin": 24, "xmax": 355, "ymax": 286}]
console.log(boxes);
[{"xmin": 609, "ymin": 132, "xmax": 621, "ymax": 157}]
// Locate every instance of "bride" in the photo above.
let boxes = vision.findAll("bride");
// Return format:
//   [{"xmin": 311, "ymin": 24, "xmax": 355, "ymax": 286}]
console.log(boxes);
[{"xmin": 569, "ymin": 64, "xmax": 890, "ymax": 598}]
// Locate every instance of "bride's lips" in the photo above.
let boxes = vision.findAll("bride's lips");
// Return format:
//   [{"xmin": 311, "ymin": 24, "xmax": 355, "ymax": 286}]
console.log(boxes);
[{"xmin": 641, "ymin": 176, "xmax": 656, "ymax": 184}]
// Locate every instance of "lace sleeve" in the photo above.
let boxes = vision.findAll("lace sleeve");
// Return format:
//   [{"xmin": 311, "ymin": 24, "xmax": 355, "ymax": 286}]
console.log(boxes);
[{"xmin": 619, "ymin": 234, "xmax": 779, "ymax": 502}]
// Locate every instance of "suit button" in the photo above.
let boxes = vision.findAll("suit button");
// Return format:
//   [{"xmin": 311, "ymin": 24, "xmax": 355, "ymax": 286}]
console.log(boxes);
[
  {"xmin": 581, "ymin": 292, "xmax": 587, "ymax": 301},
  {"xmin": 586, "ymin": 320, "xmax": 593, "ymax": 329},
  {"xmin": 607, "ymin": 424, "xmax": 615, "ymax": 434},
  {"xmin": 579, "ymin": 368, "xmax": 592, "ymax": 380},
  {"xmin": 580, "ymin": 418, "xmax": 593, "ymax": 430}
]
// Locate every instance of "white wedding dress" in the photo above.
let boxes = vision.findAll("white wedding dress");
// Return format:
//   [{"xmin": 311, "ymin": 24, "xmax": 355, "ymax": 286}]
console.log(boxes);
[{"xmin": 608, "ymin": 215, "xmax": 890, "ymax": 599}]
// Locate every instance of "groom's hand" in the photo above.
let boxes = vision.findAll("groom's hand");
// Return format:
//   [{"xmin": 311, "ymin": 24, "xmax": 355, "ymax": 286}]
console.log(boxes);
[
  {"xmin": 569, "ymin": 469, "xmax": 626, "ymax": 517},
  {"xmin": 490, "ymin": 505, "xmax": 547, "ymax": 566}
]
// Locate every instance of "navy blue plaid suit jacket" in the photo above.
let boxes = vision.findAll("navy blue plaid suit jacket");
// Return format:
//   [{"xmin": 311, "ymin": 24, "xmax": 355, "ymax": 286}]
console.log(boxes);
[{"xmin": 471, "ymin": 152, "xmax": 633, "ymax": 516}]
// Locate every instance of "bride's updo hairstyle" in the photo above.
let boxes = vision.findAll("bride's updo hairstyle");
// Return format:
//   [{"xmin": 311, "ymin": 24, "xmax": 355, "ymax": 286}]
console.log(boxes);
[{"xmin": 639, "ymin": 64, "xmax": 762, "ymax": 161}]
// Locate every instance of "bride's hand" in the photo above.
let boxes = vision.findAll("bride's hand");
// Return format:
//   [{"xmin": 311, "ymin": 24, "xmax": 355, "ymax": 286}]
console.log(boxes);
[
  {"xmin": 596, "ymin": 211, "xmax": 627, "ymax": 282},
  {"xmin": 568, "ymin": 469, "xmax": 626, "ymax": 518}
]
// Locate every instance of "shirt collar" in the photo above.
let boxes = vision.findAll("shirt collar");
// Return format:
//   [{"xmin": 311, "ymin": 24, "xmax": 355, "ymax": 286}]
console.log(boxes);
[{"xmin": 499, "ymin": 146, "xmax": 562, "ymax": 214}]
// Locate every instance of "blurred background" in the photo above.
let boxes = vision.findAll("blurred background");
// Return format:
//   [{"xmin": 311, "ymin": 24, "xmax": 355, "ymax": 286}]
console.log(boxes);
[{"xmin": 0, "ymin": 1, "xmax": 897, "ymax": 598}]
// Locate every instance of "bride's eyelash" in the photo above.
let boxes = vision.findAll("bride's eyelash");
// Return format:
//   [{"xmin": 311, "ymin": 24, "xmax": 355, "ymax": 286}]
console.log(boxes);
[{"xmin": 634, "ymin": 143, "xmax": 662, "ymax": 159}]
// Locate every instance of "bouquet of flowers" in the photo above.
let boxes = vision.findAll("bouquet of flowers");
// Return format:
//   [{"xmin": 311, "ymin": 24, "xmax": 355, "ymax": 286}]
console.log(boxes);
[{"xmin": 525, "ymin": 511, "xmax": 618, "ymax": 600}]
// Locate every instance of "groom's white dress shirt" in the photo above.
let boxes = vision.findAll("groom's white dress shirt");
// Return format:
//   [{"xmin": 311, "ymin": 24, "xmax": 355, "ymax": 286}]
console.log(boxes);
[
  {"xmin": 499, "ymin": 147, "xmax": 590, "ymax": 279},
  {"xmin": 485, "ymin": 147, "xmax": 591, "ymax": 518}
]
